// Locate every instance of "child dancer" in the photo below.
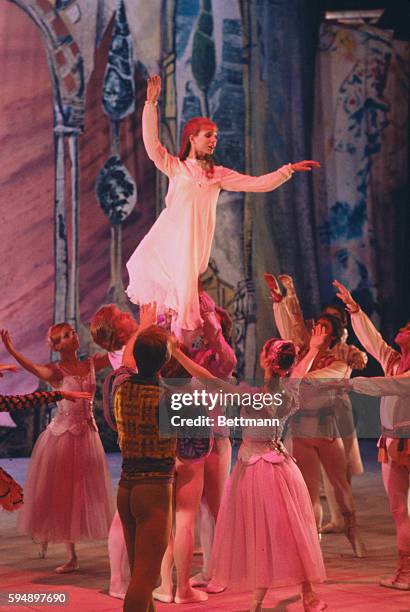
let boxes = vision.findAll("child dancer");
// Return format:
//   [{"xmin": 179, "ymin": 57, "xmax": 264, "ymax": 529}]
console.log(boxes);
[
  {"xmin": 0, "ymin": 327, "xmax": 115, "ymax": 572},
  {"xmin": 171, "ymin": 330, "xmax": 327, "ymax": 612},
  {"xmin": 126, "ymin": 74, "xmax": 320, "ymax": 341}
]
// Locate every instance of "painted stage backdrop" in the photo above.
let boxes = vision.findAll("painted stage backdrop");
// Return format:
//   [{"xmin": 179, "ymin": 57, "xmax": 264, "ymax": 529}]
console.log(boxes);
[{"xmin": 0, "ymin": 1, "xmax": 408, "ymax": 455}]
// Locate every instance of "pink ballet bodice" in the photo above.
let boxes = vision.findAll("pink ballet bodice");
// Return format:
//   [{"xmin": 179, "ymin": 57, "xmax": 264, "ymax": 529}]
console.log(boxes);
[{"xmin": 48, "ymin": 359, "xmax": 97, "ymax": 436}]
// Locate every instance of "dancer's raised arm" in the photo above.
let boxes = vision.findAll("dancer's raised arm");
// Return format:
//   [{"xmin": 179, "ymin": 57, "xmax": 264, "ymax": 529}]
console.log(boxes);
[
  {"xmin": 142, "ymin": 75, "xmax": 180, "ymax": 178},
  {"xmin": 220, "ymin": 160, "xmax": 320, "ymax": 193},
  {"xmin": 0, "ymin": 330, "xmax": 60, "ymax": 383},
  {"xmin": 333, "ymin": 280, "xmax": 399, "ymax": 373}
]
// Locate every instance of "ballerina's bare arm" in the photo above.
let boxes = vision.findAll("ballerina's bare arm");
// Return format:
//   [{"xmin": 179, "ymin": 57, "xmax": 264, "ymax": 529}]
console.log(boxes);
[
  {"xmin": 143, "ymin": 75, "xmax": 180, "ymax": 178},
  {"xmin": 0, "ymin": 330, "xmax": 61, "ymax": 383},
  {"xmin": 220, "ymin": 160, "xmax": 320, "ymax": 193},
  {"xmin": 0, "ymin": 363, "xmax": 19, "ymax": 377},
  {"xmin": 171, "ymin": 343, "xmax": 239, "ymax": 395}
]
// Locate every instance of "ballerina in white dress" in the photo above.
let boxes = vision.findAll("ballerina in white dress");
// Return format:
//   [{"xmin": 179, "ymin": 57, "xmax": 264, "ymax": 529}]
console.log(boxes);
[{"xmin": 126, "ymin": 75, "xmax": 320, "ymax": 340}]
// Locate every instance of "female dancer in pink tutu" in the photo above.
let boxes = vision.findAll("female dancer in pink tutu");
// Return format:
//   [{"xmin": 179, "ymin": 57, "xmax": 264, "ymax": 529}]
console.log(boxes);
[
  {"xmin": 126, "ymin": 74, "xmax": 320, "ymax": 341},
  {"xmin": 171, "ymin": 328, "xmax": 328, "ymax": 612},
  {"xmin": 0, "ymin": 363, "xmax": 92, "ymax": 513},
  {"xmin": 0, "ymin": 326, "xmax": 115, "ymax": 573}
]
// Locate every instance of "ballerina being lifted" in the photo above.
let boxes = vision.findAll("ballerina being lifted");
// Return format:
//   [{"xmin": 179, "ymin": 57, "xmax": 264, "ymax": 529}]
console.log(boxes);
[{"xmin": 126, "ymin": 75, "xmax": 320, "ymax": 343}]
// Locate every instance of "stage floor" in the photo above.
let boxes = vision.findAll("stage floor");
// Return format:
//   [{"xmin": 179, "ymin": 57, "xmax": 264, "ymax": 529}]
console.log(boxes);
[{"xmin": 1, "ymin": 443, "xmax": 409, "ymax": 612}]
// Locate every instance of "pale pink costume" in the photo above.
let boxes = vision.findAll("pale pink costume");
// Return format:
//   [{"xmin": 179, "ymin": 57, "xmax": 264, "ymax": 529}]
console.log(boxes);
[
  {"xmin": 17, "ymin": 359, "xmax": 115, "ymax": 543},
  {"xmin": 126, "ymin": 102, "xmax": 294, "ymax": 334},
  {"xmin": 350, "ymin": 309, "xmax": 410, "ymax": 551},
  {"xmin": 210, "ymin": 396, "xmax": 325, "ymax": 591}
]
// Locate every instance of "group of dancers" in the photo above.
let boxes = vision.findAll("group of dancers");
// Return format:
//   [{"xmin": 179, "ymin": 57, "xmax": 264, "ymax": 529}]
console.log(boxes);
[{"xmin": 1, "ymin": 74, "xmax": 409, "ymax": 612}]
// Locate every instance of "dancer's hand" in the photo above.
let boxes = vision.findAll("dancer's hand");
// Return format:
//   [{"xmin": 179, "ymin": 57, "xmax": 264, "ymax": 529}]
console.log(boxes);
[
  {"xmin": 0, "ymin": 363, "xmax": 19, "ymax": 377},
  {"xmin": 332, "ymin": 280, "xmax": 359, "ymax": 313},
  {"xmin": 139, "ymin": 302, "xmax": 157, "ymax": 331},
  {"xmin": 309, "ymin": 324, "xmax": 328, "ymax": 350},
  {"xmin": 146, "ymin": 74, "xmax": 161, "ymax": 103},
  {"xmin": 61, "ymin": 390, "xmax": 93, "ymax": 402},
  {"xmin": 290, "ymin": 160, "xmax": 320, "ymax": 172},
  {"xmin": 0, "ymin": 330, "xmax": 16, "ymax": 355},
  {"xmin": 263, "ymin": 273, "xmax": 283, "ymax": 302}
]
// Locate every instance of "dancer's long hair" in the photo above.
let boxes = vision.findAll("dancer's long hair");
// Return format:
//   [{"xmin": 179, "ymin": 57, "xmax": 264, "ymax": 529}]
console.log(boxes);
[{"xmin": 178, "ymin": 117, "xmax": 217, "ymax": 178}]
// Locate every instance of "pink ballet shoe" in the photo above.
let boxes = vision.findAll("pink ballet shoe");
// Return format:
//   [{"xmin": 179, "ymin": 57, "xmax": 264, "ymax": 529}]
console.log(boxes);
[
  {"xmin": 189, "ymin": 572, "xmax": 210, "ymax": 587},
  {"xmin": 264, "ymin": 273, "xmax": 283, "ymax": 302},
  {"xmin": 174, "ymin": 588, "xmax": 208, "ymax": 604},
  {"xmin": 303, "ymin": 593, "xmax": 327, "ymax": 611},
  {"xmin": 108, "ymin": 590, "xmax": 126, "ymax": 600},
  {"xmin": 55, "ymin": 559, "xmax": 79, "ymax": 574},
  {"xmin": 206, "ymin": 579, "xmax": 226, "ymax": 594},
  {"xmin": 153, "ymin": 588, "xmax": 173, "ymax": 603}
]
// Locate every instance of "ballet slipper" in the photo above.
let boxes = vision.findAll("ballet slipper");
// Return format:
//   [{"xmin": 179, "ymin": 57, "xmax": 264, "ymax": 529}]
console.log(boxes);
[
  {"xmin": 152, "ymin": 588, "xmax": 173, "ymax": 603},
  {"xmin": 174, "ymin": 588, "xmax": 208, "ymax": 604},
  {"xmin": 189, "ymin": 572, "xmax": 210, "ymax": 587},
  {"xmin": 320, "ymin": 521, "xmax": 345, "ymax": 534},
  {"xmin": 380, "ymin": 550, "xmax": 410, "ymax": 590},
  {"xmin": 108, "ymin": 590, "xmax": 126, "ymax": 600},
  {"xmin": 55, "ymin": 559, "xmax": 79, "ymax": 574},
  {"xmin": 206, "ymin": 579, "xmax": 226, "ymax": 594},
  {"xmin": 278, "ymin": 274, "xmax": 296, "ymax": 297},
  {"xmin": 303, "ymin": 592, "xmax": 327, "ymax": 611}
]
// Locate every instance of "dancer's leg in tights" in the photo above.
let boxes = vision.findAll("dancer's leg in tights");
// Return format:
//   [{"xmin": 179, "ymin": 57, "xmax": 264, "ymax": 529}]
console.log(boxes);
[{"xmin": 118, "ymin": 483, "xmax": 172, "ymax": 612}]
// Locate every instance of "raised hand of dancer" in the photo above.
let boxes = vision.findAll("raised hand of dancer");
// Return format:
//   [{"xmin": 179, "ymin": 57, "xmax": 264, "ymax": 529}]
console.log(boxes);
[
  {"xmin": 263, "ymin": 273, "xmax": 283, "ymax": 302},
  {"xmin": 0, "ymin": 329, "xmax": 58, "ymax": 382},
  {"xmin": 0, "ymin": 363, "xmax": 19, "ymax": 377},
  {"xmin": 332, "ymin": 280, "xmax": 359, "ymax": 313},
  {"xmin": 139, "ymin": 302, "xmax": 158, "ymax": 331},
  {"xmin": 309, "ymin": 324, "xmax": 329, "ymax": 351},
  {"xmin": 61, "ymin": 390, "xmax": 93, "ymax": 403},
  {"xmin": 290, "ymin": 160, "xmax": 320, "ymax": 172},
  {"xmin": 146, "ymin": 74, "xmax": 161, "ymax": 103}
]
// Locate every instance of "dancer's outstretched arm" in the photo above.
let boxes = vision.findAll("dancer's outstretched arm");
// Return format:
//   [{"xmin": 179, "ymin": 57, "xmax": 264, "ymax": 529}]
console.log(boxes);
[
  {"xmin": 265, "ymin": 273, "xmax": 310, "ymax": 348},
  {"xmin": 333, "ymin": 280, "xmax": 398, "ymax": 373},
  {"xmin": 0, "ymin": 389, "xmax": 92, "ymax": 412},
  {"xmin": 220, "ymin": 160, "xmax": 319, "ymax": 193},
  {"xmin": 0, "ymin": 330, "xmax": 60, "ymax": 383},
  {"xmin": 143, "ymin": 75, "xmax": 180, "ymax": 178}
]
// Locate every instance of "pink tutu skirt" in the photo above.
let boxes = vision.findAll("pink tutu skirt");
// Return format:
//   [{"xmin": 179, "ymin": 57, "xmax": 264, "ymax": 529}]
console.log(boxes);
[
  {"xmin": 210, "ymin": 453, "xmax": 326, "ymax": 591},
  {"xmin": 17, "ymin": 426, "xmax": 115, "ymax": 543}
]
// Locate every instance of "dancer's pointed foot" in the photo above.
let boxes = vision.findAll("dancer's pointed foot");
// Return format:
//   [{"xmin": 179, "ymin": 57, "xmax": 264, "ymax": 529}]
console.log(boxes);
[
  {"xmin": 346, "ymin": 527, "xmax": 367, "ymax": 558},
  {"xmin": 108, "ymin": 590, "xmax": 126, "ymax": 600},
  {"xmin": 190, "ymin": 572, "xmax": 210, "ymax": 587},
  {"xmin": 55, "ymin": 558, "xmax": 79, "ymax": 574},
  {"xmin": 153, "ymin": 588, "xmax": 173, "ymax": 603},
  {"xmin": 278, "ymin": 274, "xmax": 296, "ymax": 296},
  {"xmin": 264, "ymin": 273, "xmax": 283, "ymax": 302},
  {"xmin": 174, "ymin": 587, "xmax": 208, "ymax": 604}
]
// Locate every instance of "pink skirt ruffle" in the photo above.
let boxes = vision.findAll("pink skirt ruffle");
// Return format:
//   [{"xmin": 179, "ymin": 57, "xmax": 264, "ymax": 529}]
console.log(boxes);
[
  {"xmin": 17, "ymin": 426, "xmax": 115, "ymax": 543},
  {"xmin": 211, "ymin": 454, "xmax": 326, "ymax": 591}
]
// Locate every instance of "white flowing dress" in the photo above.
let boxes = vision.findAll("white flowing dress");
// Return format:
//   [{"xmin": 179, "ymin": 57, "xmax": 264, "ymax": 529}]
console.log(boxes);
[{"xmin": 126, "ymin": 102, "xmax": 294, "ymax": 334}]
